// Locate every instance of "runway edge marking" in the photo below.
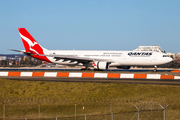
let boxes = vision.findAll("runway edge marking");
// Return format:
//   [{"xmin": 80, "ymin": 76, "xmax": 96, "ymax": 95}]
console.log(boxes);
[{"xmin": 0, "ymin": 71, "xmax": 179, "ymax": 80}]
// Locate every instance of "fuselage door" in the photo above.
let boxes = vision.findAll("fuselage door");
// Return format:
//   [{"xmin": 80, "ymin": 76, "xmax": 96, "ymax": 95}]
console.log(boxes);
[{"xmin": 153, "ymin": 53, "xmax": 157, "ymax": 60}]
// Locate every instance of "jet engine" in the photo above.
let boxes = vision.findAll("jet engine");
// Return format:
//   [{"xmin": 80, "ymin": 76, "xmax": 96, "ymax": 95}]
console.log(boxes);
[{"xmin": 94, "ymin": 61, "xmax": 109, "ymax": 70}]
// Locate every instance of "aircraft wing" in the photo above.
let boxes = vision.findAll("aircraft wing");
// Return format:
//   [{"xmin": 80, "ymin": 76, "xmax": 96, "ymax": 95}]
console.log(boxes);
[
  {"xmin": 9, "ymin": 49, "xmax": 112, "ymax": 64},
  {"xmin": 41, "ymin": 54, "xmax": 111, "ymax": 63}
]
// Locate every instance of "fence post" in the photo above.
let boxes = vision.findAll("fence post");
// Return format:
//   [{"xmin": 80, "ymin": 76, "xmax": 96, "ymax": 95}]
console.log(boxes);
[
  {"xmin": 83, "ymin": 106, "xmax": 86, "ymax": 120},
  {"xmin": 159, "ymin": 103, "xmax": 169, "ymax": 120},
  {"xmin": 1, "ymin": 99, "xmax": 5, "ymax": 120},
  {"xmin": 36, "ymin": 99, "xmax": 41, "ymax": 120},
  {"xmin": 73, "ymin": 100, "xmax": 76, "ymax": 120},
  {"xmin": 108, "ymin": 99, "xmax": 113, "ymax": 120},
  {"xmin": 111, "ymin": 112, "xmax": 113, "ymax": 120},
  {"xmin": 131, "ymin": 105, "xmax": 142, "ymax": 120},
  {"xmin": 149, "ymin": 101, "xmax": 153, "ymax": 120},
  {"xmin": 3, "ymin": 103, "xmax": 5, "ymax": 120}
]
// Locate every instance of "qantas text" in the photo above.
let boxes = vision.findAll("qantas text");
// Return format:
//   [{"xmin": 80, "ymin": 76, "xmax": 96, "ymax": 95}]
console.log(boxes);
[{"xmin": 128, "ymin": 52, "xmax": 152, "ymax": 57}]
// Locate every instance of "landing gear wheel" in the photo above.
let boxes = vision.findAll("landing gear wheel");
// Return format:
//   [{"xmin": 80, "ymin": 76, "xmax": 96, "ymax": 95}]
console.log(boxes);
[{"xmin": 154, "ymin": 65, "xmax": 157, "ymax": 72}]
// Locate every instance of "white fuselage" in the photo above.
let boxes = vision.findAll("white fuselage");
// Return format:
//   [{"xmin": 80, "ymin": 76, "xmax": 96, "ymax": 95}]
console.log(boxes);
[{"xmin": 43, "ymin": 50, "xmax": 173, "ymax": 67}]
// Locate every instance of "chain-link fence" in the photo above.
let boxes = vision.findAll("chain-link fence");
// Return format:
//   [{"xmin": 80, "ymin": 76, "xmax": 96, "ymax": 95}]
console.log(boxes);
[{"xmin": 0, "ymin": 97, "xmax": 175, "ymax": 120}]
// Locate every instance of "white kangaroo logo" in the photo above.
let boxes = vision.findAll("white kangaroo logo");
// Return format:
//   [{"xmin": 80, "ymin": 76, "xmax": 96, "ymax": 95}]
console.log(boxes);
[{"xmin": 20, "ymin": 33, "xmax": 39, "ymax": 54}]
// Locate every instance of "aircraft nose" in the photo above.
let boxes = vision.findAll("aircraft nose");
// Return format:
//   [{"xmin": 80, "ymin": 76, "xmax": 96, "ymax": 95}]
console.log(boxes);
[{"xmin": 168, "ymin": 57, "xmax": 173, "ymax": 62}]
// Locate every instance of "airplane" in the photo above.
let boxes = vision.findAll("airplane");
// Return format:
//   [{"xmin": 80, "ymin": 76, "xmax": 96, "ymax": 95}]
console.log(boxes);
[{"xmin": 10, "ymin": 28, "xmax": 173, "ymax": 70}]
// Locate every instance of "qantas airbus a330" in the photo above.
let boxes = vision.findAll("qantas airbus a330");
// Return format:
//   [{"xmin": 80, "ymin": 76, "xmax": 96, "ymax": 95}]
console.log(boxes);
[{"xmin": 10, "ymin": 28, "xmax": 173, "ymax": 70}]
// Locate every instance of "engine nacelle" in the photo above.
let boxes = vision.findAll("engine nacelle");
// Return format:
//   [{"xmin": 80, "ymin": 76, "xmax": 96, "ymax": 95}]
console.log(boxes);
[
  {"xmin": 94, "ymin": 61, "xmax": 109, "ymax": 70},
  {"xmin": 116, "ymin": 66, "xmax": 131, "ymax": 69}
]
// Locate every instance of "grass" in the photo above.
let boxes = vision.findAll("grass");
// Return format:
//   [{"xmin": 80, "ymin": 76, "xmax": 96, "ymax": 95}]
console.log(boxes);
[{"xmin": 0, "ymin": 78, "xmax": 180, "ymax": 119}]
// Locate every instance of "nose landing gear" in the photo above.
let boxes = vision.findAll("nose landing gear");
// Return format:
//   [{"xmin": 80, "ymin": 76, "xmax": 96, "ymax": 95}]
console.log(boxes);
[{"xmin": 154, "ymin": 65, "xmax": 157, "ymax": 72}]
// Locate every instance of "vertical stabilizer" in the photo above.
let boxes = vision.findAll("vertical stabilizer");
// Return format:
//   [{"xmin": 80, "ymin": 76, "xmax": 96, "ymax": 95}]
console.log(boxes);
[
  {"xmin": 18, "ymin": 28, "xmax": 46, "ymax": 55},
  {"xmin": 18, "ymin": 28, "xmax": 51, "ymax": 62}
]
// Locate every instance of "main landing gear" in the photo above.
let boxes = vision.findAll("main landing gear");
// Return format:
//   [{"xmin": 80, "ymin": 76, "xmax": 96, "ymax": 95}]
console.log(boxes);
[
  {"xmin": 81, "ymin": 63, "xmax": 91, "ymax": 71},
  {"xmin": 154, "ymin": 65, "xmax": 157, "ymax": 72}
]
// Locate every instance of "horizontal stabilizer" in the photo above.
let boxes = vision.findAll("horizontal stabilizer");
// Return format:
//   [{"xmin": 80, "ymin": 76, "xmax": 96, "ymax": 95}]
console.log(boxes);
[
  {"xmin": 8, "ymin": 49, "xmax": 25, "ymax": 53},
  {"xmin": 8, "ymin": 49, "xmax": 32, "ymax": 56}
]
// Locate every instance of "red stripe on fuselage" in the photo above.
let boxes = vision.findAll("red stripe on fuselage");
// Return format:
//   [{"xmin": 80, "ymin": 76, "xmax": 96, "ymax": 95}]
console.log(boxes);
[{"xmin": 31, "ymin": 55, "xmax": 52, "ymax": 63}]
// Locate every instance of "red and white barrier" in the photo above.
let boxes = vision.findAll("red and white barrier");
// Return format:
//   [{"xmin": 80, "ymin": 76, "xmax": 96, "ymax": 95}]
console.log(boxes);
[{"xmin": 0, "ymin": 72, "xmax": 180, "ymax": 79}]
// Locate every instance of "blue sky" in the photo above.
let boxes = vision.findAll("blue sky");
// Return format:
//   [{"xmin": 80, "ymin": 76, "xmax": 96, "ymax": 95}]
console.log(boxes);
[{"xmin": 0, "ymin": 0, "xmax": 180, "ymax": 54}]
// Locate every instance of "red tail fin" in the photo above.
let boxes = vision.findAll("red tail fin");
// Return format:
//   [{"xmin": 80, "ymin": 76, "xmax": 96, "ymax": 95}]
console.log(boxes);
[
  {"xmin": 18, "ymin": 28, "xmax": 45, "ymax": 55},
  {"xmin": 18, "ymin": 28, "xmax": 51, "ymax": 63}
]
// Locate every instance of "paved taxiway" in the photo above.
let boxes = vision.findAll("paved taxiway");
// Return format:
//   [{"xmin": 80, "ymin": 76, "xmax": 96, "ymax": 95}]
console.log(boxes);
[
  {"xmin": 1, "ymin": 76, "xmax": 180, "ymax": 85},
  {"xmin": 0, "ymin": 68, "xmax": 174, "ymax": 72}
]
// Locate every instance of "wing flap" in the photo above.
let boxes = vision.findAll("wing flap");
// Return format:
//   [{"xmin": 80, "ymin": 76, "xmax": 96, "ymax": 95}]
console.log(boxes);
[{"xmin": 48, "ymin": 54, "xmax": 94, "ymax": 63}]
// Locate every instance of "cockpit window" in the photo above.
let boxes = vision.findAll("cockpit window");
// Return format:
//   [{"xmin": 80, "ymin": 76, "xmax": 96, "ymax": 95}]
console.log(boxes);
[{"xmin": 163, "ymin": 55, "xmax": 169, "ymax": 57}]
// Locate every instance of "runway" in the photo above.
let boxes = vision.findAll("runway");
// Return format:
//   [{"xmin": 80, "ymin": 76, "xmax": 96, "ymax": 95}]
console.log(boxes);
[{"xmin": 0, "ymin": 68, "xmax": 174, "ymax": 72}]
